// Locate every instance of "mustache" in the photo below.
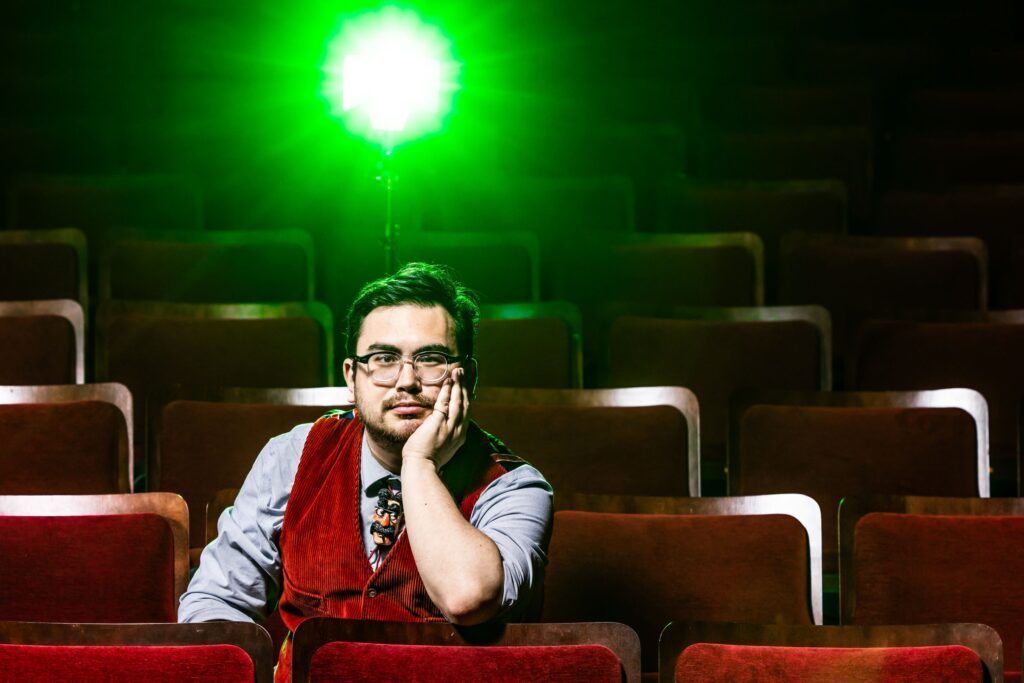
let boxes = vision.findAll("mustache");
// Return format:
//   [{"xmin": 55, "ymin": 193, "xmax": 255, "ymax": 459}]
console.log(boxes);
[{"xmin": 383, "ymin": 397, "xmax": 433, "ymax": 410}]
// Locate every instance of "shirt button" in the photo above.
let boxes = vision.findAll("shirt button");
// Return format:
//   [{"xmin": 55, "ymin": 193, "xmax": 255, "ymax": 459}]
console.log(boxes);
[{"xmin": 367, "ymin": 589, "xmax": 378, "ymax": 598}]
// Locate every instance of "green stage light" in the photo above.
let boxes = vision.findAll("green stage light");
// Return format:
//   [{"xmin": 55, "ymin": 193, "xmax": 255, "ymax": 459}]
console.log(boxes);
[{"xmin": 322, "ymin": 7, "xmax": 458, "ymax": 149}]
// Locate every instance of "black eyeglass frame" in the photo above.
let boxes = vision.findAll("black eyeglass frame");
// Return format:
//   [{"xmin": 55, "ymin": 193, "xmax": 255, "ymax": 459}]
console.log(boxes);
[{"xmin": 350, "ymin": 350, "xmax": 471, "ymax": 385}]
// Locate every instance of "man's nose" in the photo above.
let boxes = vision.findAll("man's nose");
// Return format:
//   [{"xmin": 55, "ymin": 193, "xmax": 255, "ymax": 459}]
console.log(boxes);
[{"xmin": 395, "ymin": 359, "xmax": 420, "ymax": 390}]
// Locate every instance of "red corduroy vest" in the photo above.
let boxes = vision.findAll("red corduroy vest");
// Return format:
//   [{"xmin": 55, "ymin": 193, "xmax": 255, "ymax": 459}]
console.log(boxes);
[{"xmin": 274, "ymin": 411, "xmax": 515, "ymax": 681}]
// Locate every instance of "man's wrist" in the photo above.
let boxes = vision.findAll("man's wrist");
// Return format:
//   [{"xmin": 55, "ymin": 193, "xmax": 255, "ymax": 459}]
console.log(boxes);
[{"xmin": 401, "ymin": 453, "xmax": 439, "ymax": 475}]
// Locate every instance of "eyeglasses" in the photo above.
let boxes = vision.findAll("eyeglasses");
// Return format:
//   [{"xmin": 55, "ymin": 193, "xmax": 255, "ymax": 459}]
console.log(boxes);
[{"xmin": 351, "ymin": 350, "xmax": 467, "ymax": 385}]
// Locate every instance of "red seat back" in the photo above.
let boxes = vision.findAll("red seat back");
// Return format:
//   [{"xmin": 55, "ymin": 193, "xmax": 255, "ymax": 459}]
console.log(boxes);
[
  {"xmin": 0, "ymin": 315, "xmax": 76, "ymax": 385},
  {"xmin": 310, "ymin": 642, "xmax": 624, "ymax": 683},
  {"xmin": 674, "ymin": 642, "xmax": 982, "ymax": 682},
  {"xmin": 543, "ymin": 510, "xmax": 813, "ymax": 673},
  {"xmin": 853, "ymin": 512, "xmax": 1024, "ymax": 668},
  {"xmin": 0, "ymin": 644, "xmax": 254, "ymax": 682},
  {"xmin": 476, "ymin": 317, "xmax": 575, "ymax": 389},
  {"xmin": 0, "ymin": 513, "xmax": 177, "ymax": 622},
  {"xmin": 0, "ymin": 401, "xmax": 126, "ymax": 494}
]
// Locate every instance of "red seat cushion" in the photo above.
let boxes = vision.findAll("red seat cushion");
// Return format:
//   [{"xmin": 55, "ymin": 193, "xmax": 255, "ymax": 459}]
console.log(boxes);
[
  {"xmin": 675, "ymin": 643, "xmax": 982, "ymax": 682},
  {"xmin": 0, "ymin": 644, "xmax": 253, "ymax": 682},
  {"xmin": 0, "ymin": 401, "xmax": 124, "ymax": 495},
  {"xmin": 853, "ymin": 513, "xmax": 1024, "ymax": 668},
  {"xmin": 543, "ymin": 511, "xmax": 813, "ymax": 672},
  {"xmin": 309, "ymin": 642, "xmax": 623, "ymax": 682},
  {"xmin": 0, "ymin": 513, "xmax": 177, "ymax": 622}
]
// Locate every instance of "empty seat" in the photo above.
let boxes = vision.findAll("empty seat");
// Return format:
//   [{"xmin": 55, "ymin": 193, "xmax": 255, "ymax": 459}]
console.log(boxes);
[
  {"xmin": 398, "ymin": 231, "xmax": 540, "ymax": 303},
  {"xmin": 546, "ymin": 494, "xmax": 821, "ymax": 677},
  {"xmin": 607, "ymin": 306, "xmax": 830, "ymax": 494},
  {"xmin": 554, "ymin": 233, "xmax": 766, "ymax": 314},
  {"xmin": 701, "ymin": 85, "xmax": 877, "ymax": 129},
  {"xmin": 841, "ymin": 495, "xmax": 1024, "ymax": 682},
  {"xmin": 473, "ymin": 386, "xmax": 699, "ymax": 497},
  {"xmin": 8, "ymin": 174, "xmax": 202, "ymax": 235},
  {"xmin": 903, "ymin": 87, "xmax": 1024, "ymax": 131},
  {"xmin": 878, "ymin": 187, "xmax": 1024, "ymax": 308},
  {"xmin": 0, "ymin": 383, "xmax": 132, "ymax": 494},
  {"xmin": 0, "ymin": 493, "xmax": 188, "ymax": 622},
  {"xmin": 663, "ymin": 621, "xmax": 1000, "ymax": 682},
  {"xmin": 0, "ymin": 229, "xmax": 87, "ymax": 305},
  {"xmin": 150, "ymin": 387, "xmax": 350, "ymax": 560},
  {"xmin": 730, "ymin": 388, "xmax": 989, "ymax": 574},
  {"xmin": 656, "ymin": 179, "xmax": 846, "ymax": 301},
  {"xmin": 890, "ymin": 132, "xmax": 1024, "ymax": 188},
  {"xmin": 99, "ymin": 229, "xmax": 314, "ymax": 303},
  {"xmin": 0, "ymin": 621, "xmax": 274, "ymax": 683},
  {"xmin": 476, "ymin": 302, "xmax": 583, "ymax": 389},
  {"xmin": 780, "ymin": 234, "xmax": 986, "ymax": 363},
  {"xmin": 851, "ymin": 318, "xmax": 1024, "ymax": 496},
  {"xmin": 697, "ymin": 127, "xmax": 874, "ymax": 226},
  {"xmin": 0, "ymin": 300, "xmax": 84, "ymax": 385},
  {"xmin": 288, "ymin": 619, "xmax": 640, "ymax": 683}
]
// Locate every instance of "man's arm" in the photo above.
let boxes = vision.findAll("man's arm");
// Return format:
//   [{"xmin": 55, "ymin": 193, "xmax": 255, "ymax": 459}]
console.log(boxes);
[
  {"xmin": 177, "ymin": 425, "xmax": 306, "ymax": 623},
  {"xmin": 401, "ymin": 368, "xmax": 509, "ymax": 625}
]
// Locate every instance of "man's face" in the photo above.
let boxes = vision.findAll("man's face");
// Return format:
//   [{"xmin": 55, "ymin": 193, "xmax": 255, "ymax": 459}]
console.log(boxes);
[{"xmin": 344, "ymin": 304, "xmax": 459, "ymax": 448}]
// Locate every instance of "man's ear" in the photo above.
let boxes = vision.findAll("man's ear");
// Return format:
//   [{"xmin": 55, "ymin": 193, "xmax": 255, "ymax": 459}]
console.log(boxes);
[{"xmin": 342, "ymin": 357, "xmax": 356, "ymax": 405}]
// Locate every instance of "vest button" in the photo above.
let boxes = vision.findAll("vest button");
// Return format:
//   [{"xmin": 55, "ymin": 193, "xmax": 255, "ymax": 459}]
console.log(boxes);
[{"xmin": 367, "ymin": 589, "xmax": 378, "ymax": 598}]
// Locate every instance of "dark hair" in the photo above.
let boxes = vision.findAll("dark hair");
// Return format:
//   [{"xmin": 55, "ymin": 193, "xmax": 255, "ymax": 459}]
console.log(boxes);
[{"xmin": 344, "ymin": 262, "xmax": 480, "ymax": 361}]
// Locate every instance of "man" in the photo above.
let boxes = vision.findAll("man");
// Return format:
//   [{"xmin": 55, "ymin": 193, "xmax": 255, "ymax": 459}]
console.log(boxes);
[{"xmin": 178, "ymin": 263, "xmax": 553, "ymax": 678}]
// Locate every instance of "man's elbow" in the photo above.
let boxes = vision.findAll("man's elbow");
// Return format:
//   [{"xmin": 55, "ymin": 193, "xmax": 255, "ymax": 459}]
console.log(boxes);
[{"xmin": 438, "ymin": 579, "xmax": 504, "ymax": 625}]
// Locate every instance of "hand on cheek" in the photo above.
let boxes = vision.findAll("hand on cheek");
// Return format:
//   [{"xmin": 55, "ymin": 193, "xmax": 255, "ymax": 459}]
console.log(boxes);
[{"xmin": 401, "ymin": 367, "xmax": 469, "ymax": 469}]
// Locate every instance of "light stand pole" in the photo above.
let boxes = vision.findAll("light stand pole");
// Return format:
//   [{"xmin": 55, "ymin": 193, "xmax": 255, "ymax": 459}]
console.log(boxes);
[{"xmin": 379, "ymin": 143, "xmax": 398, "ymax": 274}]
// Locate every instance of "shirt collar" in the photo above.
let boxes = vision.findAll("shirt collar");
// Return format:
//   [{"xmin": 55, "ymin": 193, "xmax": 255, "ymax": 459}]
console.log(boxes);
[{"xmin": 361, "ymin": 435, "xmax": 398, "ymax": 497}]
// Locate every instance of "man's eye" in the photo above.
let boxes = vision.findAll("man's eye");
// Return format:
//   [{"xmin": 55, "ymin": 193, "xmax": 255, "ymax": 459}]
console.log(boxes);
[
  {"xmin": 416, "ymin": 353, "xmax": 445, "ymax": 367},
  {"xmin": 374, "ymin": 353, "xmax": 400, "ymax": 365}
]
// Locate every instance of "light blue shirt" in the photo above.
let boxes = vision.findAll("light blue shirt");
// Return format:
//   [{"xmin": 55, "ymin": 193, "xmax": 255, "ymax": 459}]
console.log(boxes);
[{"xmin": 178, "ymin": 421, "xmax": 553, "ymax": 624}]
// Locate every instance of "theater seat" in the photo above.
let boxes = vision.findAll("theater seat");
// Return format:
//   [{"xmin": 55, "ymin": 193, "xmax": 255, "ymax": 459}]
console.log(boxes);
[
  {"xmin": 545, "ymin": 494, "xmax": 822, "ymax": 677},
  {"xmin": 0, "ymin": 229, "xmax": 87, "ymax": 305},
  {"xmin": 0, "ymin": 383, "xmax": 133, "ymax": 494},
  {"xmin": 149, "ymin": 387, "xmax": 350, "ymax": 559},
  {"xmin": 476, "ymin": 301, "xmax": 583, "ymax": 389},
  {"xmin": 841, "ymin": 495, "xmax": 1024, "ymax": 682},
  {"xmin": 474, "ymin": 386, "xmax": 699, "ymax": 496},
  {"xmin": 0, "ymin": 300, "xmax": 84, "ymax": 385},
  {"xmin": 0, "ymin": 493, "xmax": 188, "ymax": 623},
  {"xmin": 0, "ymin": 621, "xmax": 273, "ymax": 683},
  {"xmin": 662, "ymin": 621, "xmax": 1000, "ymax": 683},
  {"xmin": 290, "ymin": 618, "xmax": 640, "ymax": 683},
  {"xmin": 730, "ymin": 388, "xmax": 989, "ymax": 574}
]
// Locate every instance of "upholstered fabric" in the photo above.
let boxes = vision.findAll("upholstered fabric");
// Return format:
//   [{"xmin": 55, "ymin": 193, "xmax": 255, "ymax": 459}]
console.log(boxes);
[
  {"xmin": 472, "ymin": 402, "xmax": 690, "ymax": 496},
  {"xmin": 159, "ymin": 400, "xmax": 332, "ymax": 544},
  {"xmin": 0, "ymin": 513, "xmax": 177, "ymax": 622},
  {"xmin": 0, "ymin": 401, "xmax": 125, "ymax": 494},
  {"xmin": 781, "ymin": 242, "xmax": 982, "ymax": 359},
  {"xmin": 675, "ymin": 643, "xmax": 983, "ymax": 682},
  {"xmin": 737, "ymin": 405, "xmax": 979, "ymax": 573},
  {"xmin": 853, "ymin": 513, "xmax": 1024, "ymax": 668},
  {"xmin": 608, "ymin": 317, "xmax": 821, "ymax": 469},
  {"xmin": 853, "ymin": 321, "xmax": 1024, "ymax": 496},
  {"xmin": 0, "ymin": 644, "xmax": 253, "ymax": 682},
  {"xmin": 107, "ymin": 241, "xmax": 309, "ymax": 303},
  {"xmin": 104, "ymin": 316, "xmax": 326, "ymax": 393},
  {"xmin": 309, "ymin": 642, "xmax": 623, "ymax": 683},
  {"xmin": 476, "ymin": 317, "xmax": 573, "ymax": 389},
  {"xmin": 612, "ymin": 244, "xmax": 758, "ymax": 307},
  {"xmin": 0, "ymin": 243, "xmax": 80, "ymax": 301},
  {"xmin": 543, "ymin": 511, "xmax": 812, "ymax": 672},
  {"xmin": 0, "ymin": 315, "xmax": 76, "ymax": 385}
]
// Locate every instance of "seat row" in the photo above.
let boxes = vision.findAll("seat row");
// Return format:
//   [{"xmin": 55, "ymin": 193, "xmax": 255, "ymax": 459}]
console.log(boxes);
[
  {"xmin": 3, "ymin": 491, "xmax": 1024, "ymax": 680},
  {"xmin": 1, "ymin": 618, "xmax": 1010, "ymax": 682}
]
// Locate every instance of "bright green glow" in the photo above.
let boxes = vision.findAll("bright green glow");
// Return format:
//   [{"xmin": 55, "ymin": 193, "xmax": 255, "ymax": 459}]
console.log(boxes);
[{"xmin": 322, "ymin": 7, "xmax": 458, "ymax": 148}]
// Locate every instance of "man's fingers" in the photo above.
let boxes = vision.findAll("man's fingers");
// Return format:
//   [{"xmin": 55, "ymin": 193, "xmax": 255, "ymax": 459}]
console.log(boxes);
[
  {"xmin": 432, "ymin": 377, "xmax": 452, "ymax": 420},
  {"xmin": 447, "ymin": 369, "xmax": 464, "ymax": 427}
]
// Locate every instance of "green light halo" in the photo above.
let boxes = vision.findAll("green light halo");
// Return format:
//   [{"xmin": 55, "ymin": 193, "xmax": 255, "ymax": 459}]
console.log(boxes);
[{"xmin": 321, "ymin": 6, "xmax": 459, "ymax": 150}]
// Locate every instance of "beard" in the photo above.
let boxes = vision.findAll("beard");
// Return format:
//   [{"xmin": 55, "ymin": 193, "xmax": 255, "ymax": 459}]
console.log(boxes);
[{"xmin": 354, "ymin": 388, "xmax": 433, "ymax": 448}]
